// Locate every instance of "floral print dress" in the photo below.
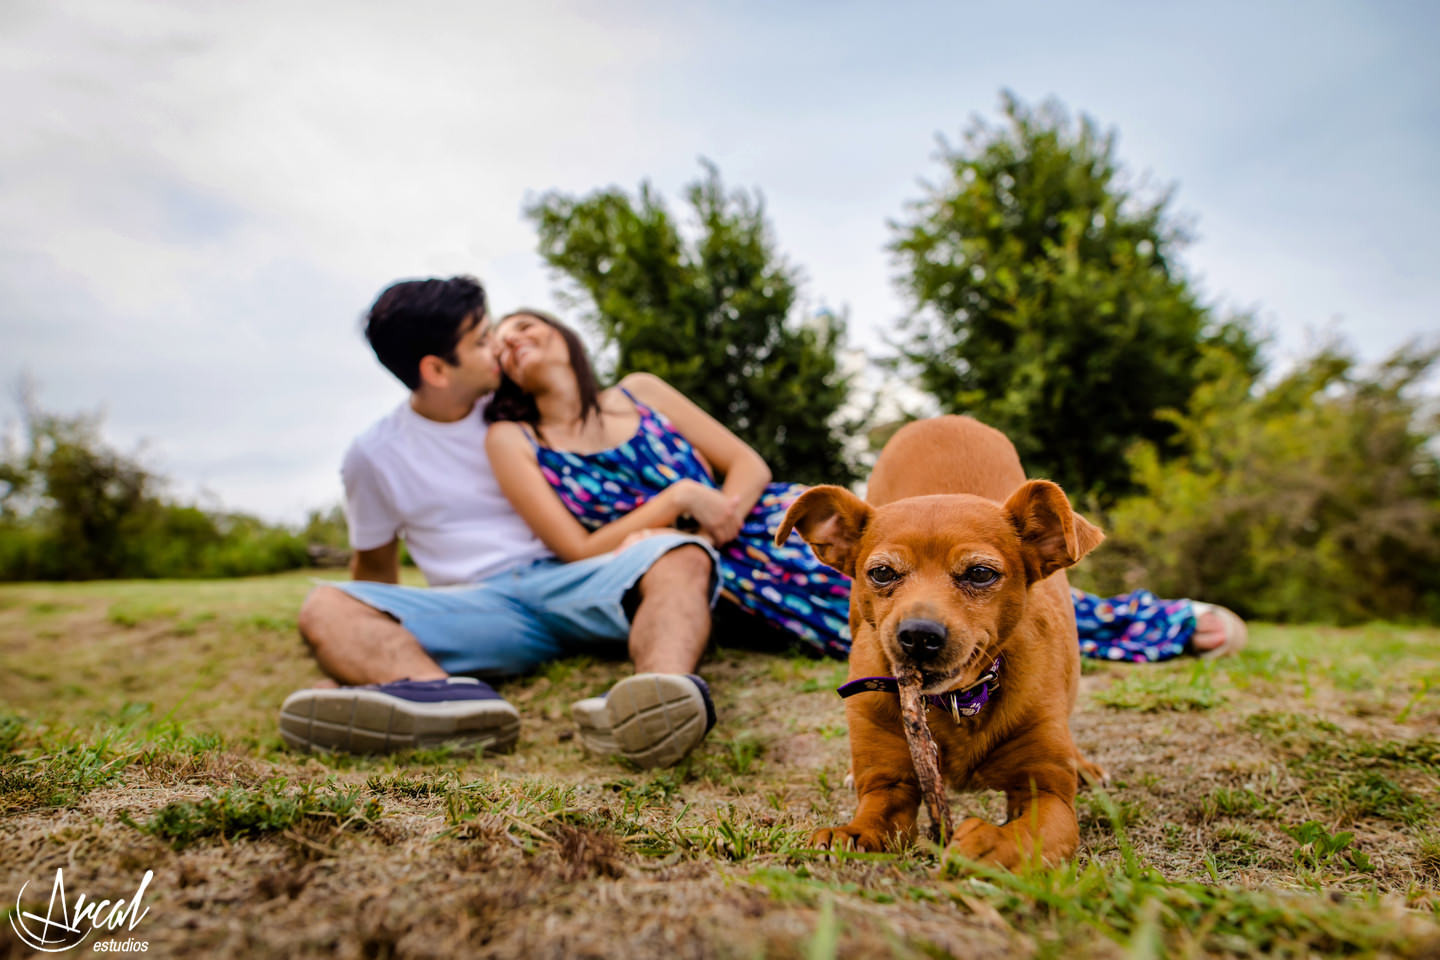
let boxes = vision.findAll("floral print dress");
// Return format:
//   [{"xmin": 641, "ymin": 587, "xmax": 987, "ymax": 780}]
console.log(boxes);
[
  {"xmin": 528, "ymin": 390, "xmax": 853, "ymax": 658},
  {"xmin": 1071, "ymin": 588, "xmax": 1197, "ymax": 662}
]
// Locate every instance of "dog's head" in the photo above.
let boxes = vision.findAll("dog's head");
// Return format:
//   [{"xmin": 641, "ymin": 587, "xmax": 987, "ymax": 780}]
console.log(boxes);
[{"xmin": 776, "ymin": 481, "xmax": 1104, "ymax": 693}]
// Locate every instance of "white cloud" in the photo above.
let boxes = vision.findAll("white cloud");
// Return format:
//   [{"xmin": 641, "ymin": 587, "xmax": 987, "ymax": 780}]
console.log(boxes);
[
  {"xmin": 1, "ymin": 0, "xmax": 705, "ymax": 519},
  {"xmin": 2, "ymin": 0, "xmax": 1435, "ymax": 521}
]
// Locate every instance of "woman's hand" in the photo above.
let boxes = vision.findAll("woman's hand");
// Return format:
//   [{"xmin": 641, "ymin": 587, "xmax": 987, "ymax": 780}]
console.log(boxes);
[{"xmin": 670, "ymin": 479, "xmax": 743, "ymax": 546}]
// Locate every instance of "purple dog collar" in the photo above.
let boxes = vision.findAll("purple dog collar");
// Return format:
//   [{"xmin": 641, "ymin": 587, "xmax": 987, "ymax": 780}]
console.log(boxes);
[{"xmin": 837, "ymin": 657, "xmax": 1003, "ymax": 722}]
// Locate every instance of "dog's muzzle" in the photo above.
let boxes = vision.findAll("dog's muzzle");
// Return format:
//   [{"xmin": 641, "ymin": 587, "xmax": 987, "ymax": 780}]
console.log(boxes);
[{"xmin": 896, "ymin": 618, "xmax": 947, "ymax": 663}]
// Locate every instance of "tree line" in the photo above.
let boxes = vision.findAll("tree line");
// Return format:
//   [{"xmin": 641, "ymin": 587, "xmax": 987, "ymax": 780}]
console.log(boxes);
[{"xmin": 4, "ymin": 92, "xmax": 1436, "ymax": 622}]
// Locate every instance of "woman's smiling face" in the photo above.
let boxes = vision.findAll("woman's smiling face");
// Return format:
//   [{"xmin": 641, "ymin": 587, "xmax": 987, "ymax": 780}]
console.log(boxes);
[{"xmin": 496, "ymin": 313, "xmax": 567, "ymax": 386}]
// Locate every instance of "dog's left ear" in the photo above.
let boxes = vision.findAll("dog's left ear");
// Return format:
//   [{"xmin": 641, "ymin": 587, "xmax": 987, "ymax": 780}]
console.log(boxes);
[
  {"xmin": 1004, "ymin": 480, "xmax": 1105, "ymax": 582},
  {"xmin": 774, "ymin": 485, "xmax": 872, "ymax": 577}
]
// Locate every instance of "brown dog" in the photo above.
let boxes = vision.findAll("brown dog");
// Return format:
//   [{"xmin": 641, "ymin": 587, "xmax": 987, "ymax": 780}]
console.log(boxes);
[{"xmin": 775, "ymin": 415, "xmax": 1105, "ymax": 869}]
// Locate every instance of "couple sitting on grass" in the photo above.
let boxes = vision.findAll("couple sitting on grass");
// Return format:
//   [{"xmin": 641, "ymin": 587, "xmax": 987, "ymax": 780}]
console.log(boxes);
[{"xmin": 281, "ymin": 275, "xmax": 1246, "ymax": 768}]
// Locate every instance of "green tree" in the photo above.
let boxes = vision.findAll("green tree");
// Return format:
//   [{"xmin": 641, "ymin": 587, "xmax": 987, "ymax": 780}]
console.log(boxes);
[
  {"xmin": 526, "ymin": 161, "xmax": 862, "ymax": 486},
  {"xmin": 890, "ymin": 91, "xmax": 1258, "ymax": 502}
]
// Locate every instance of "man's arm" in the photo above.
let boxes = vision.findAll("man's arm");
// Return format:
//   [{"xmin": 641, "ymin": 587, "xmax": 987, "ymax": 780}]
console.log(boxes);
[
  {"xmin": 350, "ymin": 538, "xmax": 401, "ymax": 584},
  {"xmin": 341, "ymin": 441, "xmax": 403, "ymax": 581}
]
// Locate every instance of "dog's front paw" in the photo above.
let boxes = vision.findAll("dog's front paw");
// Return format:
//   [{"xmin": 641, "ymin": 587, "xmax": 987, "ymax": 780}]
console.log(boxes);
[
  {"xmin": 1077, "ymin": 755, "xmax": 1109, "ymax": 789},
  {"xmin": 947, "ymin": 817, "xmax": 1021, "ymax": 869},
  {"xmin": 810, "ymin": 824, "xmax": 893, "ymax": 854}
]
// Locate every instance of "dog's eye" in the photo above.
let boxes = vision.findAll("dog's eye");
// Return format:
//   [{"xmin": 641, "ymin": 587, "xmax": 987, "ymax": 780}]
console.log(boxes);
[
  {"xmin": 867, "ymin": 565, "xmax": 900, "ymax": 586},
  {"xmin": 960, "ymin": 565, "xmax": 999, "ymax": 585}
]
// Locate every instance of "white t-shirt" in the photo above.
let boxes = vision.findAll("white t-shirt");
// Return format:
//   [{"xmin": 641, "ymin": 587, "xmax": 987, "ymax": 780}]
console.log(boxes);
[{"xmin": 341, "ymin": 398, "xmax": 552, "ymax": 585}]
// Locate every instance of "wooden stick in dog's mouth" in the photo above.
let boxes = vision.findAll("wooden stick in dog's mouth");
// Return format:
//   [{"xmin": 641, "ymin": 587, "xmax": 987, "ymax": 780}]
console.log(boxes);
[{"xmin": 895, "ymin": 666, "xmax": 954, "ymax": 844}]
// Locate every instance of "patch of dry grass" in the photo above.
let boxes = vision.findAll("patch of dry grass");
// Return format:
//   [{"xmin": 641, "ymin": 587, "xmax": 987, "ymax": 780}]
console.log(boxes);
[{"xmin": 2, "ymin": 572, "xmax": 1438, "ymax": 958}]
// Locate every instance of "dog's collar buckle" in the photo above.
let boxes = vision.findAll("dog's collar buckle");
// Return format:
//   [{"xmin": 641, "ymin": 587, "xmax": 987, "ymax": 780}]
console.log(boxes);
[{"xmin": 835, "ymin": 657, "xmax": 1003, "ymax": 721}]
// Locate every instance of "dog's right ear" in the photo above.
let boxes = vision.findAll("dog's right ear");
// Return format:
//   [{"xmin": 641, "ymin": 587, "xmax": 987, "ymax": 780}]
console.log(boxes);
[{"xmin": 774, "ymin": 485, "xmax": 873, "ymax": 577}]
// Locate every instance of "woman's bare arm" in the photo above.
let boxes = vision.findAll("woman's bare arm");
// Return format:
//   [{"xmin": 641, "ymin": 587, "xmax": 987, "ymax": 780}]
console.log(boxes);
[{"xmin": 486, "ymin": 420, "xmax": 708, "ymax": 561}]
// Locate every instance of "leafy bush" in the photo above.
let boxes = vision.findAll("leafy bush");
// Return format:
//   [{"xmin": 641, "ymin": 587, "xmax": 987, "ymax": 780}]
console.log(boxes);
[
  {"xmin": 0, "ymin": 399, "xmax": 311, "ymax": 580},
  {"xmin": 1076, "ymin": 341, "xmax": 1440, "ymax": 623}
]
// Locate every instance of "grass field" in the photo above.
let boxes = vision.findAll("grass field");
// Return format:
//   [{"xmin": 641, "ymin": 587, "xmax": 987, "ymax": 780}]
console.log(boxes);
[{"xmin": 2, "ymin": 570, "xmax": 1439, "ymax": 958}]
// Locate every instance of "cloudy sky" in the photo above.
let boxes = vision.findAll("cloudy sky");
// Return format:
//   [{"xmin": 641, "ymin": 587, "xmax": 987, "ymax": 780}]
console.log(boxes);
[{"xmin": 3, "ymin": 0, "xmax": 1436, "ymax": 522}]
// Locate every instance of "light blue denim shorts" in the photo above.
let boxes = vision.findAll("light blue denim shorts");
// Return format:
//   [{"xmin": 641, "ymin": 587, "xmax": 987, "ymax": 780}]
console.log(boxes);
[{"xmin": 329, "ymin": 533, "xmax": 719, "ymax": 678}]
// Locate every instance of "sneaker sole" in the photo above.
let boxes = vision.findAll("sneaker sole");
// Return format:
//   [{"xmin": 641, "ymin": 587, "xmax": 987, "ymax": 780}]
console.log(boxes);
[
  {"xmin": 605, "ymin": 674, "xmax": 708, "ymax": 769},
  {"xmin": 278, "ymin": 688, "xmax": 520, "ymax": 755},
  {"xmin": 572, "ymin": 697, "xmax": 620, "ymax": 756}
]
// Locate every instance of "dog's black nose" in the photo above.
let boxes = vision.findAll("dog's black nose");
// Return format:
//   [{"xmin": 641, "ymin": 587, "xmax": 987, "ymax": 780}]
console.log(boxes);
[{"xmin": 896, "ymin": 618, "xmax": 947, "ymax": 662}]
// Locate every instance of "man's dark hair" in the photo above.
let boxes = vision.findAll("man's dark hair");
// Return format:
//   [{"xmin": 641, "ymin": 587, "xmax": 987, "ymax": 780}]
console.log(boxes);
[
  {"xmin": 483, "ymin": 309, "xmax": 602, "ymax": 440},
  {"xmin": 364, "ymin": 276, "xmax": 487, "ymax": 390}
]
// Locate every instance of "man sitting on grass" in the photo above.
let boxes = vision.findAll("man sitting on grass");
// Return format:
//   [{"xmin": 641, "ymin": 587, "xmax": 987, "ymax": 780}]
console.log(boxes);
[{"xmin": 279, "ymin": 276, "xmax": 719, "ymax": 769}]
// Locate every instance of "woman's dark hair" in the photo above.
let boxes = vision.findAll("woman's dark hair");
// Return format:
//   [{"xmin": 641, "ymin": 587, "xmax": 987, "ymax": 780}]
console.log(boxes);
[
  {"xmin": 483, "ymin": 309, "xmax": 603, "ymax": 440},
  {"xmin": 364, "ymin": 276, "xmax": 486, "ymax": 390}
]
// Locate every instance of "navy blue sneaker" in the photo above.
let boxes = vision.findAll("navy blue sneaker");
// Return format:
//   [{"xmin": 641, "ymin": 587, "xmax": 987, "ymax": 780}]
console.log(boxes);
[
  {"xmin": 587, "ymin": 673, "xmax": 716, "ymax": 769},
  {"xmin": 279, "ymin": 677, "xmax": 520, "ymax": 755}
]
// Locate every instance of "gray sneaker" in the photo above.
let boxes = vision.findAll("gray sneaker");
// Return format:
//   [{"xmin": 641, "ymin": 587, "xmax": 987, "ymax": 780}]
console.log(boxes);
[
  {"xmin": 572, "ymin": 673, "xmax": 716, "ymax": 769},
  {"xmin": 279, "ymin": 677, "xmax": 520, "ymax": 754}
]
